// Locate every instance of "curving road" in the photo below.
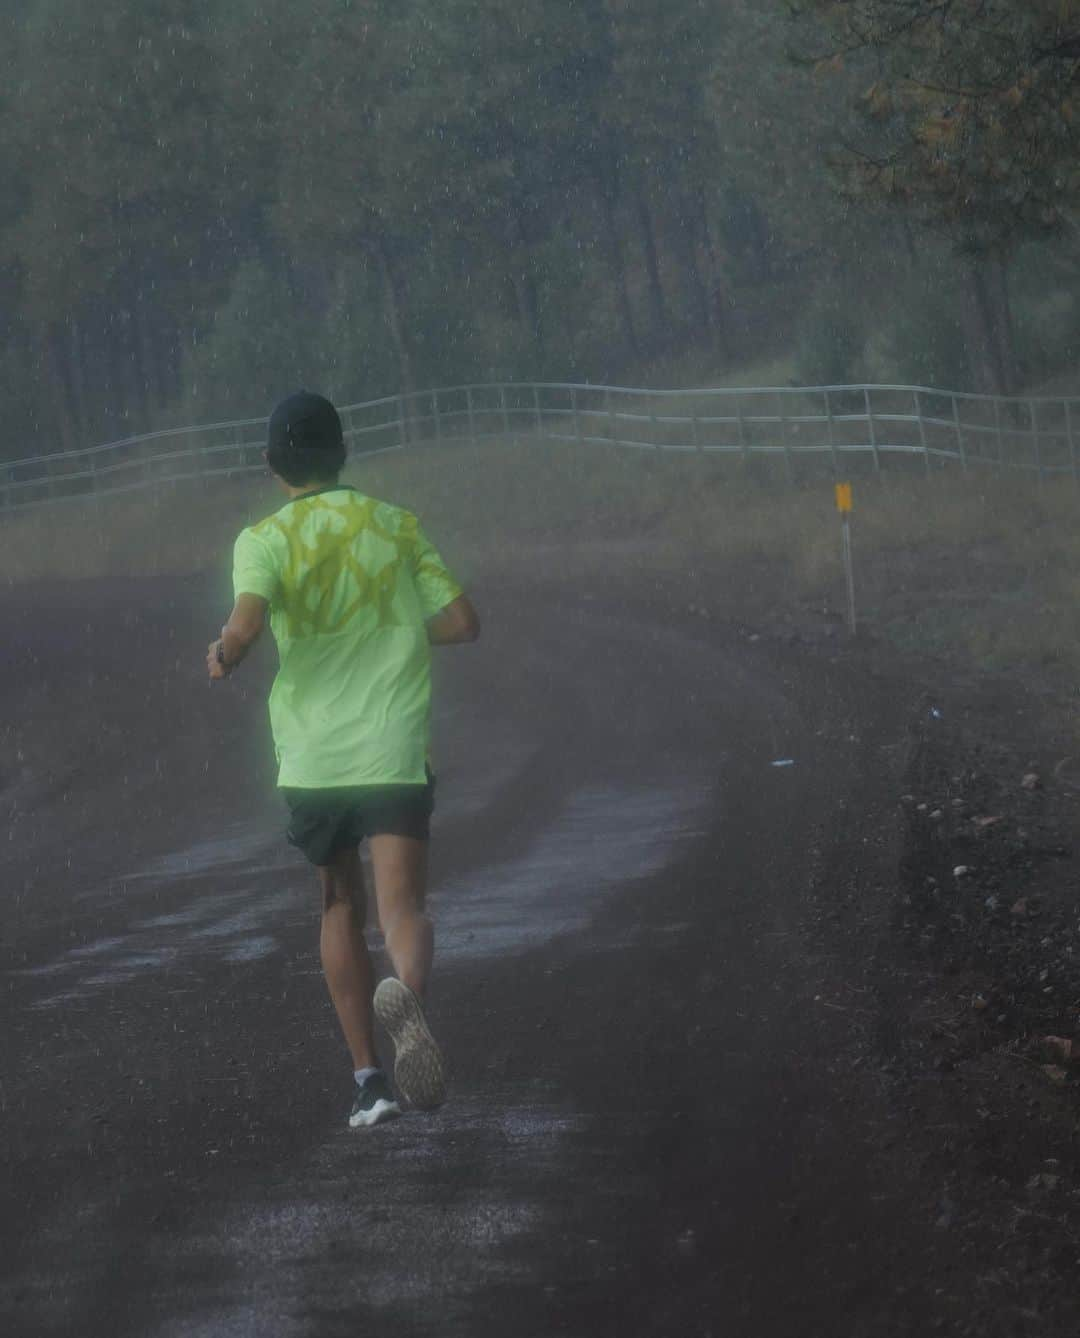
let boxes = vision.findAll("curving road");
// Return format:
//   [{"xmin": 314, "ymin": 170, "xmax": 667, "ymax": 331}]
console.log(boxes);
[{"xmin": 1, "ymin": 565, "xmax": 934, "ymax": 1337}]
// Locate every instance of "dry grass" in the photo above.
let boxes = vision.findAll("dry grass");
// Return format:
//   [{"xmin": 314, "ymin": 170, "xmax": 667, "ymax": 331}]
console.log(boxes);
[{"xmin": 6, "ymin": 433, "xmax": 1080, "ymax": 685}]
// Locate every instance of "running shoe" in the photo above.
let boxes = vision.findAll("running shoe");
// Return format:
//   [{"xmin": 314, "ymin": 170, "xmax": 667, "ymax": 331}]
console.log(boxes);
[
  {"xmin": 348, "ymin": 1069, "xmax": 401, "ymax": 1129},
  {"xmin": 373, "ymin": 978, "xmax": 447, "ymax": 1110}
]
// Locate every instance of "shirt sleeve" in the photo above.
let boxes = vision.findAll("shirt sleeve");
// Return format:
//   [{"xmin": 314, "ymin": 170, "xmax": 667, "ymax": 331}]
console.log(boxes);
[
  {"xmin": 232, "ymin": 528, "xmax": 278, "ymax": 603},
  {"xmin": 411, "ymin": 521, "xmax": 464, "ymax": 620}
]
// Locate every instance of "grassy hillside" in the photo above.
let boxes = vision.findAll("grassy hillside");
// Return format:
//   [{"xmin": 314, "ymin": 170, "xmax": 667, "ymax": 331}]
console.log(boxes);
[{"xmin": 7, "ymin": 429, "xmax": 1080, "ymax": 695}]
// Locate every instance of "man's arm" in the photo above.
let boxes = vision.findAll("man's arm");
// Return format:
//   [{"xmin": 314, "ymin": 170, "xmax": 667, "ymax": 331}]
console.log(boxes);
[
  {"xmin": 207, "ymin": 593, "xmax": 269, "ymax": 680},
  {"xmin": 426, "ymin": 594, "xmax": 480, "ymax": 646}
]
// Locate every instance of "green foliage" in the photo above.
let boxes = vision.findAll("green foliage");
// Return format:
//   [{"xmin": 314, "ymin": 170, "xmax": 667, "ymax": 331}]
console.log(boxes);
[
  {"xmin": 7, "ymin": 0, "xmax": 1080, "ymax": 458},
  {"xmin": 791, "ymin": 0, "xmax": 1080, "ymax": 258},
  {"xmin": 179, "ymin": 257, "xmax": 399, "ymax": 420}
]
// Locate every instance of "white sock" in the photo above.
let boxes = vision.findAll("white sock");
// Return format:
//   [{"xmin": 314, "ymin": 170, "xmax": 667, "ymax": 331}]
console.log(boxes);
[{"xmin": 354, "ymin": 1066, "xmax": 381, "ymax": 1087}]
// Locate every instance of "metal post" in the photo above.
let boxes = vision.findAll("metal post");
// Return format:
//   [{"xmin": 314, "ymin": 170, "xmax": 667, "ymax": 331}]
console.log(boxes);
[
  {"xmin": 1067, "ymin": 400, "xmax": 1078, "ymax": 488},
  {"xmin": 780, "ymin": 391, "xmax": 793, "ymax": 485},
  {"xmin": 606, "ymin": 388, "xmax": 617, "ymax": 446},
  {"xmin": 915, "ymin": 390, "xmax": 931, "ymax": 478},
  {"xmin": 737, "ymin": 394, "xmax": 749, "ymax": 466},
  {"xmin": 842, "ymin": 512, "xmax": 857, "ymax": 635},
  {"xmin": 572, "ymin": 387, "xmax": 583, "ymax": 446},
  {"xmin": 466, "ymin": 387, "xmax": 476, "ymax": 447},
  {"xmin": 994, "ymin": 397, "xmax": 1004, "ymax": 467},
  {"xmin": 500, "ymin": 384, "xmax": 510, "ymax": 437},
  {"xmin": 397, "ymin": 395, "xmax": 407, "ymax": 449},
  {"xmin": 690, "ymin": 398, "xmax": 700, "ymax": 452},
  {"xmin": 532, "ymin": 384, "xmax": 543, "ymax": 437},
  {"xmin": 951, "ymin": 395, "xmax": 967, "ymax": 472},
  {"xmin": 1032, "ymin": 400, "xmax": 1043, "ymax": 488},
  {"xmin": 864, "ymin": 388, "xmax": 881, "ymax": 475},
  {"xmin": 826, "ymin": 390, "xmax": 839, "ymax": 479},
  {"xmin": 432, "ymin": 389, "xmax": 442, "ymax": 446}
]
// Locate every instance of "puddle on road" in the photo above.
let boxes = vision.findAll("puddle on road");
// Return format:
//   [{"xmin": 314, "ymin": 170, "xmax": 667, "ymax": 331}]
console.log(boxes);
[
  {"xmin": 18, "ymin": 763, "xmax": 715, "ymax": 1011},
  {"xmin": 23, "ymin": 888, "xmax": 298, "ymax": 1010},
  {"xmin": 121, "ymin": 826, "xmax": 290, "ymax": 884},
  {"xmin": 433, "ymin": 776, "xmax": 714, "ymax": 961}
]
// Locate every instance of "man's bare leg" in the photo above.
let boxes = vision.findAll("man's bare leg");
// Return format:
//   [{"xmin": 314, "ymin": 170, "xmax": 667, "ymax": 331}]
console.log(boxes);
[
  {"xmin": 318, "ymin": 846, "xmax": 377, "ymax": 1071},
  {"xmin": 369, "ymin": 834, "xmax": 445, "ymax": 1109},
  {"xmin": 369, "ymin": 834, "xmax": 433, "ymax": 997}
]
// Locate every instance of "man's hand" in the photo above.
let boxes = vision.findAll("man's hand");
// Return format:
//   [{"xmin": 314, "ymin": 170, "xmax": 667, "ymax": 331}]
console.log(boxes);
[
  {"xmin": 207, "ymin": 639, "xmax": 229, "ymax": 682},
  {"xmin": 427, "ymin": 594, "xmax": 480, "ymax": 646},
  {"xmin": 206, "ymin": 594, "xmax": 269, "ymax": 682}
]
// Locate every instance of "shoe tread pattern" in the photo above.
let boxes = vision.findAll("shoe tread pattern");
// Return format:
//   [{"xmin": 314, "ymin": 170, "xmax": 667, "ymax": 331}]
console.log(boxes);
[{"xmin": 374, "ymin": 978, "xmax": 446, "ymax": 1110}]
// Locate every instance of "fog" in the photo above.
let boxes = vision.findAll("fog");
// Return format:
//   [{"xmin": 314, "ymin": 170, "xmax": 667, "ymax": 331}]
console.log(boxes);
[
  {"xmin": 8, "ymin": 6, "xmax": 1080, "ymax": 1338},
  {"xmin": 4, "ymin": 1, "xmax": 1077, "ymax": 461}
]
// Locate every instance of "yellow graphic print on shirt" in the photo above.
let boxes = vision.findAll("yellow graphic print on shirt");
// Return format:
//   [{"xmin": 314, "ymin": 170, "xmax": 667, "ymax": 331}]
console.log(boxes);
[
  {"xmin": 254, "ymin": 495, "xmax": 421, "ymax": 639},
  {"xmin": 232, "ymin": 487, "xmax": 463, "ymax": 788}
]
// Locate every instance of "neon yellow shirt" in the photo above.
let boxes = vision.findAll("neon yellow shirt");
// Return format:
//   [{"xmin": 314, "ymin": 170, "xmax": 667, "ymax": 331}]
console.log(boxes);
[{"xmin": 232, "ymin": 486, "xmax": 463, "ymax": 788}]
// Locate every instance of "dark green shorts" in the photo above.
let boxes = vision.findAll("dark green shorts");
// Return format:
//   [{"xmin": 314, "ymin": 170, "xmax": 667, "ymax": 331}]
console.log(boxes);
[{"xmin": 282, "ymin": 770, "xmax": 436, "ymax": 867}]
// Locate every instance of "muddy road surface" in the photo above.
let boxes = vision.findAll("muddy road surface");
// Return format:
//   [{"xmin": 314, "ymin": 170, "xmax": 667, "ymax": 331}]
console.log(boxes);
[{"xmin": 2, "ymin": 567, "xmax": 946, "ymax": 1336}]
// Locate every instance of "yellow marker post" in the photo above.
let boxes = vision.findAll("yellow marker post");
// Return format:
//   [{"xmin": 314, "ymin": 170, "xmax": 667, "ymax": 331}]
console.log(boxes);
[{"xmin": 835, "ymin": 483, "xmax": 856, "ymax": 634}]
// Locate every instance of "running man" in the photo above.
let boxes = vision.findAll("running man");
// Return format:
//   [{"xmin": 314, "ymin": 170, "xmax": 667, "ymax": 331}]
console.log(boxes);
[{"xmin": 206, "ymin": 390, "xmax": 480, "ymax": 1129}]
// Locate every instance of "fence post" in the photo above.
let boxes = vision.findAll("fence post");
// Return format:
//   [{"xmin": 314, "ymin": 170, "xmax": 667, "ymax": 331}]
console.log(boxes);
[
  {"xmin": 397, "ymin": 395, "xmax": 407, "ymax": 449},
  {"xmin": 432, "ymin": 389, "xmax": 442, "ymax": 446},
  {"xmin": 1067, "ymin": 400, "xmax": 1078, "ymax": 489},
  {"xmin": 779, "ymin": 391, "xmax": 794, "ymax": 485},
  {"xmin": 737, "ymin": 394, "xmax": 749, "ymax": 466},
  {"xmin": 500, "ymin": 384, "xmax": 511, "ymax": 437},
  {"xmin": 532, "ymin": 384, "xmax": 543, "ymax": 437},
  {"xmin": 994, "ymin": 397, "xmax": 1004, "ymax": 467},
  {"xmin": 466, "ymin": 387, "xmax": 476, "ymax": 447},
  {"xmin": 825, "ymin": 390, "xmax": 840, "ymax": 479},
  {"xmin": 914, "ymin": 390, "xmax": 931, "ymax": 478},
  {"xmin": 606, "ymin": 388, "xmax": 618, "ymax": 446},
  {"xmin": 690, "ymin": 397, "xmax": 701, "ymax": 453},
  {"xmin": 951, "ymin": 396, "xmax": 967, "ymax": 472},
  {"xmin": 572, "ymin": 387, "xmax": 583, "ymax": 446},
  {"xmin": 864, "ymin": 388, "xmax": 881, "ymax": 476},
  {"xmin": 1032, "ymin": 400, "xmax": 1043, "ymax": 489}
]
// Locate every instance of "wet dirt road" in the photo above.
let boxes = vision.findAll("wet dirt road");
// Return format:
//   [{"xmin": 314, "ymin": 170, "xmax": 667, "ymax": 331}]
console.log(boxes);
[{"xmin": 1, "ymin": 571, "xmax": 935, "ymax": 1337}]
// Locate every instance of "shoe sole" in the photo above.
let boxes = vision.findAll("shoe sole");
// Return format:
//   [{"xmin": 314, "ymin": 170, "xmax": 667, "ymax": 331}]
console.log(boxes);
[
  {"xmin": 349, "ymin": 1097, "xmax": 402, "ymax": 1130},
  {"xmin": 374, "ymin": 978, "xmax": 446, "ymax": 1110}
]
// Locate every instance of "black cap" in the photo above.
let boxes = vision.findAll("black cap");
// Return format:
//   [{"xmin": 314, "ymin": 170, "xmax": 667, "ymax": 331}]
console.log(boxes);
[{"xmin": 267, "ymin": 391, "xmax": 344, "ymax": 454}]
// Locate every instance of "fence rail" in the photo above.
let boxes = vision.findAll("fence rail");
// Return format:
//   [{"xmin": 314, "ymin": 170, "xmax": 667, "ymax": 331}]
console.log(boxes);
[{"xmin": 5, "ymin": 381, "xmax": 1080, "ymax": 513}]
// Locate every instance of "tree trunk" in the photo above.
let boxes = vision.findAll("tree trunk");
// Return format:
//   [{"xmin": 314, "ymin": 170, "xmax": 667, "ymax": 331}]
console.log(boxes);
[
  {"xmin": 67, "ymin": 316, "xmax": 88, "ymax": 443},
  {"xmin": 134, "ymin": 295, "xmax": 167, "ymax": 411},
  {"xmin": 599, "ymin": 186, "xmax": 640, "ymax": 360},
  {"xmin": 505, "ymin": 210, "xmax": 543, "ymax": 350},
  {"xmin": 128, "ymin": 303, "xmax": 152, "ymax": 430},
  {"xmin": 371, "ymin": 237, "xmax": 416, "ymax": 437},
  {"xmin": 966, "ymin": 256, "xmax": 1018, "ymax": 395},
  {"xmin": 694, "ymin": 185, "xmax": 730, "ymax": 358},
  {"xmin": 990, "ymin": 258, "xmax": 1019, "ymax": 393},
  {"xmin": 47, "ymin": 323, "xmax": 80, "ymax": 452},
  {"xmin": 675, "ymin": 199, "xmax": 713, "ymax": 339},
  {"xmin": 635, "ymin": 190, "xmax": 669, "ymax": 342}
]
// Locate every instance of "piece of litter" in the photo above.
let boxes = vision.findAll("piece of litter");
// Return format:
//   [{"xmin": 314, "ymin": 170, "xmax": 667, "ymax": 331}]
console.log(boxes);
[
  {"xmin": 929, "ymin": 708, "xmax": 943, "ymax": 720},
  {"xmin": 770, "ymin": 759, "xmax": 796, "ymax": 768}
]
